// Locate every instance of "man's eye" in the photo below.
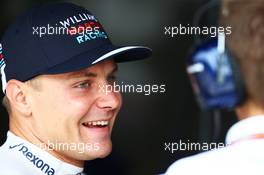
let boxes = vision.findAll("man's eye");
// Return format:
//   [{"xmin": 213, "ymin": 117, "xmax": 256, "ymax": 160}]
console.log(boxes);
[{"xmin": 75, "ymin": 82, "xmax": 90, "ymax": 89}]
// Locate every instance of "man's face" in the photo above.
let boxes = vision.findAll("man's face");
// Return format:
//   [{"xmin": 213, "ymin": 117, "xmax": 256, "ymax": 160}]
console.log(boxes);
[{"xmin": 28, "ymin": 59, "xmax": 122, "ymax": 164}]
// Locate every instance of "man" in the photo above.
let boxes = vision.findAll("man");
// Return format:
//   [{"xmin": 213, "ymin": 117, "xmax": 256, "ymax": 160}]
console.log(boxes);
[
  {"xmin": 165, "ymin": 0, "xmax": 264, "ymax": 174},
  {"xmin": 0, "ymin": 2, "xmax": 151, "ymax": 175}
]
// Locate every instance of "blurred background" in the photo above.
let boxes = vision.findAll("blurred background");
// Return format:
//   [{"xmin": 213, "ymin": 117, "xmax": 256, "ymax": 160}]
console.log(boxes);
[{"xmin": 0, "ymin": 0, "xmax": 237, "ymax": 174}]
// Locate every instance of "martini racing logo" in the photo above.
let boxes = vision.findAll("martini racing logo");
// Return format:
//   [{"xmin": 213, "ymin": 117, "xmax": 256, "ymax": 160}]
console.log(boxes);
[{"xmin": 10, "ymin": 143, "xmax": 55, "ymax": 175}]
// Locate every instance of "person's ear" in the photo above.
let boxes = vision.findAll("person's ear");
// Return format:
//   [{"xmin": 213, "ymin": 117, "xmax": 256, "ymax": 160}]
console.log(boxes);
[
  {"xmin": 249, "ymin": 15, "xmax": 264, "ymax": 60},
  {"xmin": 5, "ymin": 79, "xmax": 32, "ymax": 116}
]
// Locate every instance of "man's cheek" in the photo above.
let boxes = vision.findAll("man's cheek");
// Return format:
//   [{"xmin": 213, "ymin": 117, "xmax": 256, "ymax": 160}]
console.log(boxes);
[
  {"xmin": 70, "ymin": 98, "xmax": 93, "ymax": 113},
  {"xmin": 117, "ymin": 93, "xmax": 123, "ymax": 110}
]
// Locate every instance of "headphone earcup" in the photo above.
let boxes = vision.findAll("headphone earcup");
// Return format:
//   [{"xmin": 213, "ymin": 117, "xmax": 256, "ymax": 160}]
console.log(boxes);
[
  {"xmin": 186, "ymin": 38, "xmax": 245, "ymax": 109},
  {"xmin": 225, "ymin": 48, "xmax": 246, "ymax": 106}
]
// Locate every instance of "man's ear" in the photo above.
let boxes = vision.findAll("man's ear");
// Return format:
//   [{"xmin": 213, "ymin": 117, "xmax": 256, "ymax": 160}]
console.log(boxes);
[{"xmin": 5, "ymin": 79, "xmax": 32, "ymax": 116}]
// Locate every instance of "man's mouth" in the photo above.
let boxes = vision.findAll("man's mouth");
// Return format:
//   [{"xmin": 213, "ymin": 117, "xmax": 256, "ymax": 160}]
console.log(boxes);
[{"xmin": 82, "ymin": 120, "xmax": 109, "ymax": 128}]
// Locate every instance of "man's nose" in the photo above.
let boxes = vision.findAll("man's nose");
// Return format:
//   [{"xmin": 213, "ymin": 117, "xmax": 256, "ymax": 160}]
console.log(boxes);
[{"xmin": 96, "ymin": 84, "xmax": 121, "ymax": 110}]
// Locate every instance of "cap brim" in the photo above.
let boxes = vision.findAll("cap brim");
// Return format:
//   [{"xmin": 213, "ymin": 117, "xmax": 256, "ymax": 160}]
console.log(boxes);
[{"xmin": 45, "ymin": 44, "xmax": 152, "ymax": 74}]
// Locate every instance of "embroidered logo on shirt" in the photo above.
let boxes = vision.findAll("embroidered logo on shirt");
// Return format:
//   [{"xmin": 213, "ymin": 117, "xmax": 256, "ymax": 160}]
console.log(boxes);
[
  {"xmin": 9, "ymin": 143, "xmax": 23, "ymax": 149},
  {"xmin": 10, "ymin": 143, "xmax": 55, "ymax": 175}
]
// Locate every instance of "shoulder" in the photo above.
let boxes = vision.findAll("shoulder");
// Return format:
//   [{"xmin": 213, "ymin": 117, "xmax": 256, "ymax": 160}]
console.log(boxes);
[
  {"xmin": 0, "ymin": 156, "xmax": 35, "ymax": 175},
  {"xmin": 165, "ymin": 147, "xmax": 237, "ymax": 175},
  {"xmin": 0, "ymin": 144, "xmax": 35, "ymax": 175}
]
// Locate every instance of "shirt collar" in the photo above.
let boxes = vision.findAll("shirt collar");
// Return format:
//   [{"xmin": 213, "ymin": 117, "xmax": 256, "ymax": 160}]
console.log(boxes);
[
  {"xmin": 225, "ymin": 115, "xmax": 264, "ymax": 145},
  {"xmin": 6, "ymin": 131, "xmax": 84, "ymax": 175}
]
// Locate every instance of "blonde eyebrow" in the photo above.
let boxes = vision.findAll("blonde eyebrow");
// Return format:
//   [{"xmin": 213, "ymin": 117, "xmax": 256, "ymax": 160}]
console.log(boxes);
[{"xmin": 66, "ymin": 64, "xmax": 118, "ymax": 79}]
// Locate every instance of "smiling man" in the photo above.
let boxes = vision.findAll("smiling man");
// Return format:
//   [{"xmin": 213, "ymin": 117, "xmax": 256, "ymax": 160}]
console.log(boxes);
[{"xmin": 0, "ymin": 2, "xmax": 151, "ymax": 175}]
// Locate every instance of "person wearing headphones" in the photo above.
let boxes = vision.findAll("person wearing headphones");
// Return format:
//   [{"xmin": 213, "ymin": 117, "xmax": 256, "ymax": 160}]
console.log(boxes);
[
  {"xmin": 165, "ymin": 0, "xmax": 264, "ymax": 174},
  {"xmin": 0, "ymin": 2, "xmax": 151, "ymax": 175}
]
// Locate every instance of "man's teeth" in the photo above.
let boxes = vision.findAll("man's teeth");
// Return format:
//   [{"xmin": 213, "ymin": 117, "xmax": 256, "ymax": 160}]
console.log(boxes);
[{"xmin": 83, "ymin": 121, "xmax": 109, "ymax": 127}]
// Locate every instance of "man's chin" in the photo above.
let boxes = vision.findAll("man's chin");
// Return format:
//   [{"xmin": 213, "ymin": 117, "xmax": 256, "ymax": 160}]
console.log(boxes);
[
  {"xmin": 81, "ymin": 142, "xmax": 112, "ymax": 160},
  {"xmin": 93, "ymin": 142, "xmax": 112, "ymax": 159}
]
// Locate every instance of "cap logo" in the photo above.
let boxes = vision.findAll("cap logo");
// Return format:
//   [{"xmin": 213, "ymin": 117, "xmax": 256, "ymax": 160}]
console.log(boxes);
[
  {"xmin": 0, "ymin": 44, "xmax": 4, "ymax": 67},
  {"xmin": 59, "ymin": 13, "xmax": 97, "ymax": 28},
  {"xmin": 0, "ymin": 44, "xmax": 7, "ymax": 93},
  {"xmin": 58, "ymin": 13, "xmax": 108, "ymax": 44}
]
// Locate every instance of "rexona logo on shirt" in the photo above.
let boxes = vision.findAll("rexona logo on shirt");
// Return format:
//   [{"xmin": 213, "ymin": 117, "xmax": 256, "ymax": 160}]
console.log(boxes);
[{"xmin": 10, "ymin": 143, "xmax": 55, "ymax": 175}]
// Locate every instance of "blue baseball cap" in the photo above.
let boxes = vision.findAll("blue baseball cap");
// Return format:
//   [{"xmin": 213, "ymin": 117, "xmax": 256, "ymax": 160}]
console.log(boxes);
[{"xmin": 0, "ymin": 2, "xmax": 152, "ymax": 93}]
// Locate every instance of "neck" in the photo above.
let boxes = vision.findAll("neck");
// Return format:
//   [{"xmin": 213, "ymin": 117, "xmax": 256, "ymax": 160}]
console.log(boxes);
[
  {"xmin": 235, "ymin": 99, "xmax": 264, "ymax": 120},
  {"xmin": 9, "ymin": 116, "xmax": 84, "ymax": 168}
]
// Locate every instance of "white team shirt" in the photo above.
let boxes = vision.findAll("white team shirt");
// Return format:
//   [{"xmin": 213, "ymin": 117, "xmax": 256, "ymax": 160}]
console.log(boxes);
[
  {"xmin": 0, "ymin": 131, "xmax": 84, "ymax": 175},
  {"xmin": 165, "ymin": 115, "xmax": 264, "ymax": 175}
]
